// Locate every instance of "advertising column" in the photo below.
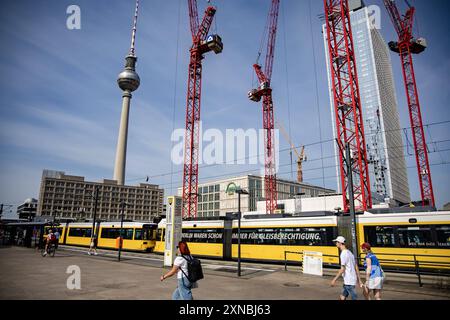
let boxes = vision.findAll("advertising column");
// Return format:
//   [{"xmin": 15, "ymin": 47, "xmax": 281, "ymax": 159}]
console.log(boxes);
[{"xmin": 164, "ymin": 196, "xmax": 183, "ymax": 267}]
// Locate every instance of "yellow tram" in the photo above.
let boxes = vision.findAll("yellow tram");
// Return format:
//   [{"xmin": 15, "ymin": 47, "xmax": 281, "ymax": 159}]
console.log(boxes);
[
  {"xmin": 44, "ymin": 221, "xmax": 158, "ymax": 252},
  {"xmin": 155, "ymin": 210, "xmax": 450, "ymax": 271},
  {"xmin": 357, "ymin": 210, "xmax": 450, "ymax": 270}
]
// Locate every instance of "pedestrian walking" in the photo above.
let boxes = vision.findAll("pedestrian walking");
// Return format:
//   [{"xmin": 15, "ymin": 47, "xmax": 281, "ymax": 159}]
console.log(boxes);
[
  {"xmin": 54, "ymin": 229, "xmax": 60, "ymax": 249},
  {"xmin": 330, "ymin": 236, "xmax": 362, "ymax": 300},
  {"xmin": 361, "ymin": 242, "xmax": 384, "ymax": 300},
  {"xmin": 160, "ymin": 241, "xmax": 195, "ymax": 300},
  {"xmin": 88, "ymin": 234, "xmax": 98, "ymax": 256}
]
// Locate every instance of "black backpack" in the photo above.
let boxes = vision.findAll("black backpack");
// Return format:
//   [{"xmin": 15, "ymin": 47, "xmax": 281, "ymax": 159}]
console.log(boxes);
[{"xmin": 180, "ymin": 255, "xmax": 204, "ymax": 283}]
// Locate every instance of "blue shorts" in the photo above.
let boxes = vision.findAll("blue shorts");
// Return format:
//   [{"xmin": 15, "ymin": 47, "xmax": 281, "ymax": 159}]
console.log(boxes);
[{"xmin": 341, "ymin": 285, "xmax": 358, "ymax": 300}]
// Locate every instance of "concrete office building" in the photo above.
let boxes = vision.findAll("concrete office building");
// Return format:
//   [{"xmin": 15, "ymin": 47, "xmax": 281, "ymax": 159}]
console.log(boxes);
[
  {"xmin": 178, "ymin": 175, "xmax": 335, "ymax": 218},
  {"xmin": 37, "ymin": 170, "xmax": 164, "ymax": 222},
  {"xmin": 323, "ymin": 1, "xmax": 410, "ymax": 205},
  {"xmin": 17, "ymin": 198, "xmax": 38, "ymax": 221}
]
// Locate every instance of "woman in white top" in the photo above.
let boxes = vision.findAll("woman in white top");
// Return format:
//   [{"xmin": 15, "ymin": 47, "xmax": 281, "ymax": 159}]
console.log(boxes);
[{"xmin": 160, "ymin": 241, "xmax": 193, "ymax": 300}]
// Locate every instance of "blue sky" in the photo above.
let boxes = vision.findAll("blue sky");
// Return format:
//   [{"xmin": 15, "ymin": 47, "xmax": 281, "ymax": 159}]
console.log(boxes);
[{"xmin": 0, "ymin": 0, "xmax": 449, "ymax": 218}]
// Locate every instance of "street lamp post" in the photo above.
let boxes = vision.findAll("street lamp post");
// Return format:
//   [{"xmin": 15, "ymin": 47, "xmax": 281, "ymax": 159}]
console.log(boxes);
[
  {"xmin": 344, "ymin": 143, "xmax": 358, "ymax": 259},
  {"xmin": 235, "ymin": 187, "xmax": 249, "ymax": 277},
  {"xmin": 85, "ymin": 186, "xmax": 100, "ymax": 242},
  {"xmin": 118, "ymin": 201, "xmax": 127, "ymax": 262}
]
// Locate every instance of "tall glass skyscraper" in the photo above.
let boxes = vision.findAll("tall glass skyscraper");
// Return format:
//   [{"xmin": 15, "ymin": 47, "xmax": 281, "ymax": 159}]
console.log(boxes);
[{"xmin": 323, "ymin": 3, "xmax": 410, "ymax": 205}]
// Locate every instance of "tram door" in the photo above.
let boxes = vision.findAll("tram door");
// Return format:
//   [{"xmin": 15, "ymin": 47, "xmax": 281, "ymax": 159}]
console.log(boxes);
[{"xmin": 222, "ymin": 220, "xmax": 232, "ymax": 261}]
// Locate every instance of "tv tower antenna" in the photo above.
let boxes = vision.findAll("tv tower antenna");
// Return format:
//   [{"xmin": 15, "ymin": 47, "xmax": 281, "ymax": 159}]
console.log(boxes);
[{"xmin": 129, "ymin": 0, "xmax": 139, "ymax": 57}]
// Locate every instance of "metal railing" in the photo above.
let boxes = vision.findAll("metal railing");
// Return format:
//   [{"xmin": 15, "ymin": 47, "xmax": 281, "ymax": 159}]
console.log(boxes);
[
  {"xmin": 358, "ymin": 252, "xmax": 450, "ymax": 287},
  {"xmin": 284, "ymin": 250, "xmax": 450, "ymax": 287}
]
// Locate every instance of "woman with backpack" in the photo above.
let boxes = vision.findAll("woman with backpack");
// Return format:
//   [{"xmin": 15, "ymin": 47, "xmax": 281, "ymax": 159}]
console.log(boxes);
[
  {"xmin": 361, "ymin": 242, "xmax": 385, "ymax": 300},
  {"xmin": 160, "ymin": 241, "xmax": 194, "ymax": 300}
]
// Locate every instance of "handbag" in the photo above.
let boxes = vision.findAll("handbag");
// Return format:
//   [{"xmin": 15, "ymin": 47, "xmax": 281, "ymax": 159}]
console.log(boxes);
[{"xmin": 380, "ymin": 266, "xmax": 386, "ymax": 281}]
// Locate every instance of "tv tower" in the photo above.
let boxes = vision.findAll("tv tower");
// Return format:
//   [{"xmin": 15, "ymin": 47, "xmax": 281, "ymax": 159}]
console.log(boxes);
[{"xmin": 113, "ymin": 0, "xmax": 140, "ymax": 185}]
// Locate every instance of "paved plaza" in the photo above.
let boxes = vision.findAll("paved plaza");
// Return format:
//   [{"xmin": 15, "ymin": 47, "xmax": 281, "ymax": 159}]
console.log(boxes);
[{"xmin": 0, "ymin": 246, "xmax": 449, "ymax": 300}]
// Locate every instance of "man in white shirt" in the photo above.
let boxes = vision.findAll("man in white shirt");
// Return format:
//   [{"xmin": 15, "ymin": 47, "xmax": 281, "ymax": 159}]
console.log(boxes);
[{"xmin": 331, "ymin": 236, "xmax": 361, "ymax": 300}]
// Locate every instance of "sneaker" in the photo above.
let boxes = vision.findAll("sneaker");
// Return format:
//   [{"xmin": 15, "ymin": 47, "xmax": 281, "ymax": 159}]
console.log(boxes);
[
  {"xmin": 43, "ymin": 252, "xmax": 47, "ymax": 256},
  {"xmin": 88, "ymin": 252, "xmax": 91, "ymax": 255},
  {"xmin": 94, "ymin": 252, "xmax": 98, "ymax": 256}
]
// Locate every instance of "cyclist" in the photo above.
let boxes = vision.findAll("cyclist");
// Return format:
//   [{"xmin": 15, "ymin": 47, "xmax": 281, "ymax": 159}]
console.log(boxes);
[{"xmin": 43, "ymin": 229, "xmax": 56, "ymax": 256}]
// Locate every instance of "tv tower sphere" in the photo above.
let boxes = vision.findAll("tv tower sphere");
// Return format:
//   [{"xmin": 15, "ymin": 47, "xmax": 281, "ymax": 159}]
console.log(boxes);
[{"xmin": 117, "ymin": 55, "xmax": 140, "ymax": 92}]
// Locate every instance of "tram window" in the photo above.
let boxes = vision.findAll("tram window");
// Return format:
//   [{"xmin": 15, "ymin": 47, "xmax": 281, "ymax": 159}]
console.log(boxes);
[
  {"xmin": 435, "ymin": 225, "xmax": 450, "ymax": 248},
  {"xmin": 135, "ymin": 229, "xmax": 142, "ymax": 240},
  {"xmin": 156, "ymin": 229, "xmax": 163, "ymax": 241},
  {"xmin": 364, "ymin": 226, "xmax": 395, "ymax": 247},
  {"xmin": 124, "ymin": 228, "xmax": 133, "ymax": 240},
  {"xmin": 398, "ymin": 226, "xmax": 435, "ymax": 248},
  {"xmin": 68, "ymin": 228, "xmax": 92, "ymax": 238},
  {"xmin": 101, "ymin": 228, "xmax": 134, "ymax": 240},
  {"xmin": 142, "ymin": 228, "xmax": 152, "ymax": 240}
]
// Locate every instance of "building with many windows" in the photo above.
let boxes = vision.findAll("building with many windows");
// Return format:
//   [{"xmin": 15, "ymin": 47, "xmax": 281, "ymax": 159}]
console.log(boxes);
[
  {"xmin": 323, "ymin": 1, "xmax": 410, "ymax": 205},
  {"xmin": 37, "ymin": 170, "xmax": 164, "ymax": 221},
  {"xmin": 17, "ymin": 198, "xmax": 38, "ymax": 221},
  {"xmin": 178, "ymin": 175, "xmax": 335, "ymax": 217}
]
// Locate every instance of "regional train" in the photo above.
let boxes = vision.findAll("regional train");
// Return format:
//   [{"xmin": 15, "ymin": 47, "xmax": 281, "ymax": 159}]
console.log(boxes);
[{"xmin": 38, "ymin": 209, "xmax": 450, "ymax": 271}]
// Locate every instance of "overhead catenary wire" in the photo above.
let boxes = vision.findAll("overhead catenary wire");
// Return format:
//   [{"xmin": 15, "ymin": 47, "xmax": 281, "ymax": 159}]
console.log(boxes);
[
  {"xmin": 125, "ymin": 120, "xmax": 450, "ymax": 184},
  {"xmin": 137, "ymin": 155, "xmax": 450, "ymax": 192},
  {"xmin": 127, "ymin": 138, "xmax": 450, "ymax": 188},
  {"xmin": 426, "ymin": 125, "xmax": 446, "ymax": 164},
  {"xmin": 283, "ymin": 161, "xmax": 450, "ymax": 185},
  {"xmin": 130, "ymin": 142, "xmax": 450, "ymax": 191}
]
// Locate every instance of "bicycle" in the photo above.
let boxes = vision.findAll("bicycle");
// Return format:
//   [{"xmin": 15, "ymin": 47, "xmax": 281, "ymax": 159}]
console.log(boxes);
[{"xmin": 41, "ymin": 242, "xmax": 57, "ymax": 257}]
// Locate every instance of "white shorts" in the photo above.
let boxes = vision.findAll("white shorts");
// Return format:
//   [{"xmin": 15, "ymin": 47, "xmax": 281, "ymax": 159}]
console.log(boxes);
[{"xmin": 368, "ymin": 276, "xmax": 384, "ymax": 290}]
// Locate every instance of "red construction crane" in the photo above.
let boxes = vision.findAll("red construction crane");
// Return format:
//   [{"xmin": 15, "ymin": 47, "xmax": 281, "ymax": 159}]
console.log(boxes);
[
  {"xmin": 382, "ymin": 0, "xmax": 435, "ymax": 207},
  {"xmin": 323, "ymin": 0, "xmax": 372, "ymax": 212},
  {"xmin": 182, "ymin": 0, "xmax": 223, "ymax": 219},
  {"xmin": 248, "ymin": 0, "xmax": 280, "ymax": 214}
]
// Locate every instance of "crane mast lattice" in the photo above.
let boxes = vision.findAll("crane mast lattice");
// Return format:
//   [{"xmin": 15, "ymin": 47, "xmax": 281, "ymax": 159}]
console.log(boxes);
[
  {"xmin": 182, "ymin": 0, "xmax": 223, "ymax": 219},
  {"xmin": 248, "ymin": 0, "xmax": 281, "ymax": 214},
  {"xmin": 323, "ymin": 0, "xmax": 372, "ymax": 212},
  {"xmin": 382, "ymin": 0, "xmax": 435, "ymax": 207}
]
